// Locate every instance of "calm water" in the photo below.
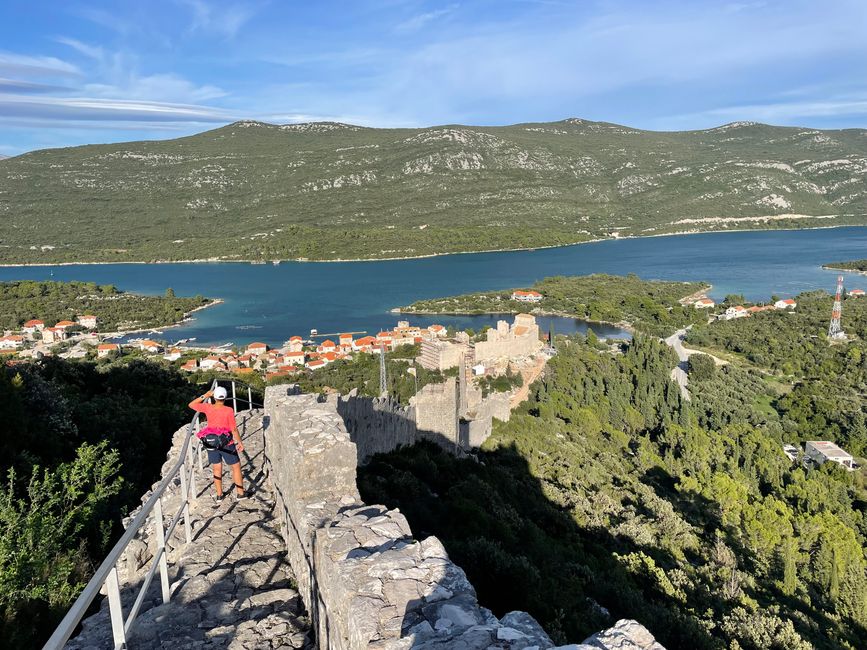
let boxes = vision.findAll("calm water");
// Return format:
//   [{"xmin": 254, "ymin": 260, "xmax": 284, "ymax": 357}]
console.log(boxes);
[{"xmin": 1, "ymin": 227, "xmax": 865, "ymax": 346}]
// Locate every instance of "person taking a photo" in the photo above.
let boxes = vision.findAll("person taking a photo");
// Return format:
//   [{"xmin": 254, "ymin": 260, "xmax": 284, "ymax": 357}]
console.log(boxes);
[{"xmin": 188, "ymin": 386, "xmax": 246, "ymax": 501}]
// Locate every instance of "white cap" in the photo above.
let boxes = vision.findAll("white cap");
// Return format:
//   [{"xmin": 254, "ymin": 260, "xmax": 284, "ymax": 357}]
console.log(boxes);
[{"xmin": 213, "ymin": 386, "xmax": 228, "ymax": 400}]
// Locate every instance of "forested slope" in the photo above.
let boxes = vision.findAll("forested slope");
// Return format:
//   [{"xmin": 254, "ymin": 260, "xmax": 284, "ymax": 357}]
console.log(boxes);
[
  {"xmin": 0, "ymin": 358, "xmax": 202, "ymax": 647},
  {"xmin": 686, "ymin": 290, "xmax": 867, "ymax": 455},
  {"xmin": 1, "ymin": 119, "xmax": 866, "ymax": 263},
  {"xmin": 360, "ymin": 335, "xmax": 867, "ymax": 650}
]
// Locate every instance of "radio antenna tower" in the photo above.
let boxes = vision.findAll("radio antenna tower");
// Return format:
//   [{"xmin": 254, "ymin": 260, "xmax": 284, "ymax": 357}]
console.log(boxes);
[
  {"xmin": 379, "ymin": 345, "xmax": 388, "ymax": 396},
  {"xmin": 828, "ymin": 275, "xmax": 845, "ymax": 340}
]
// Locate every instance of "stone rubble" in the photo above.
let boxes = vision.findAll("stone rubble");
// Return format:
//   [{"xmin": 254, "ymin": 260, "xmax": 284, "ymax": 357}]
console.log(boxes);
[{"xmin": 65, "ymin": 409, "xmax": 312, "ymax": 649}]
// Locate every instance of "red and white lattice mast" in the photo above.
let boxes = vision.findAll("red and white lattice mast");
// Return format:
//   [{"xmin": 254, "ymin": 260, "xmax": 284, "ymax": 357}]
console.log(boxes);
[{"xmin": 828, "ymin": 275, "xmax": 845, "ymax": 340}]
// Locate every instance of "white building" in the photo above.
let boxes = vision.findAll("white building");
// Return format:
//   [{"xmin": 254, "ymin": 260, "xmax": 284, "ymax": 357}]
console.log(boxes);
[
  {"xmin": 97, "ymin": 343, "xmax": 119, "ymax": 358},
  {"xmin": 774, "ymin": 299, "xmax": 797, "ymax": 310},
  {"xmin": 694, "ymin": 298, "xmax": 715, "ymax": 309},
  {"xmin": 805, "ymin": 441, "xmax": 855, "ymax": 471},
  {"xmin": 0, "ymin": 335, "xmax": 24, "ymax": 350},
  {"xmin": 849, "ymin": 289, "xmax": 865, "ymax": 297},
  {"xmin": 723, "ymin": 306, "xmax": 748, "ymax": 320},
  {"xmin": 78, "ymin": 315, "xmax": 98, "ymax": 329},
  {"xmin": 22, "ymin": 320, "xmax": 44, "ymax": 337},
  {"xmin": 139, "ymin": 339, "xmax": 163, "ymax": 353},
  {"xmin": 511, "ymin": 290, "xmax": 543, "ymax": 303}
]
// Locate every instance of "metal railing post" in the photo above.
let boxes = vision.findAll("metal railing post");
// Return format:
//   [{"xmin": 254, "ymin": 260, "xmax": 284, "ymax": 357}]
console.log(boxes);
[
  {"xmin": 106, "ymin": 566, "xmax": 126, "ymax": 649},
  {"xmin": 179, "ymin": 459, "xmax": 193, "ymax": 544},
  {"xmin": 187, "ymin": 419, "xmax": 200, "ymax": 501},
  {"xmin": 152, "ymin": 498, "xmax": 171, "ymax": 604},
  {"xmin": 232, "ymin": 380, "xmax": 238, "ymax": 412},
  {"xmin": 248, "ymin": 385, "xmax": 252, "ymax": 410}
]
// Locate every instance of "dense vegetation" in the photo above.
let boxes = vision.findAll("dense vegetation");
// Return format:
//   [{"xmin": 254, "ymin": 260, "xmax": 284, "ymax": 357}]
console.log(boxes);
[
  {"xmin": 288, "ymin": 344, "xmax": 444, "ymax": 404},
  {"xmin": 824, "ymin": 260, "xmax": 867, "ymax": 272},
  {"xmin": 0, "ymin": 357, "xmax": 203, "ymax": 647},
  {"xmin": 359, "ymin": 334, "xmax": 867, "ymax": 649},
  {"xmin": 0, "ymin": 281, "xmax": 211, "ymax": 331},
  {"xmin": 402, "ymin": 274, "xmax": 709, "ymax": 336},
  {"xmin": 2, "ymin": 119, "xmax": 866, "ymax": 264},
  {"xmin": 686, "ymin": 290, "xmax": 867, "ymax": 455}
]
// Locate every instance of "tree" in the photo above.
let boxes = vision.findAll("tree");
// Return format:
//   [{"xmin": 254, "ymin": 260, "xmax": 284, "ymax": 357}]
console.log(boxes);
[
  {"xmin": 688, "ymin": 354, "xmax": 716, "ymax": 381},
  {"xmin": 165, "ymin": 287, "xmax": 175, "ymax": 298}
]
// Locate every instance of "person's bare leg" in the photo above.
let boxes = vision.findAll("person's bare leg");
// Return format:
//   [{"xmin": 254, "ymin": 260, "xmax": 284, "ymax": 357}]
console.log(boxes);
[
  {"xmin": 213, "ymin": 463, "xmax": 223, "ymax": 497},
  {"xmin": 231, "ymin": 463, "xmax": 244, "ymax": 496}
]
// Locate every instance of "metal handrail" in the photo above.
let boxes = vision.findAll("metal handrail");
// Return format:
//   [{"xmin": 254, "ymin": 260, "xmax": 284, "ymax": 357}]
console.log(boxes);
[{"xmin": 43, "ymin": 379, "xmax": 262, "ymax": 650}]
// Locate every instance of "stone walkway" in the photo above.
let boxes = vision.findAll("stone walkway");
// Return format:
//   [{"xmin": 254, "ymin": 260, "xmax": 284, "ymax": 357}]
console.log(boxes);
[{"xmin": 66, "ymin": 410, "xmax": 312, "ymax": 650}]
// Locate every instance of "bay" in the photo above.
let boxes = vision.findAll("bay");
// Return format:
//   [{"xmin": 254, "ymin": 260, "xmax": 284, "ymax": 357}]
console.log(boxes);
[{"xmin": 1, "ymin": 227, "xmax": 865, "ymax": 347}]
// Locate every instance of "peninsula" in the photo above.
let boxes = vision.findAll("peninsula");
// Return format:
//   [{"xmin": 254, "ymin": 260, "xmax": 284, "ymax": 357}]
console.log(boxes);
[{"xmin": 399, "ymin": 274, "xmax": 711, "ymax": 336}]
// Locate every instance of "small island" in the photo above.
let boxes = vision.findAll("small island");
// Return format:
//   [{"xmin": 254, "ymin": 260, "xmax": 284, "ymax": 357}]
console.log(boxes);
[
  {"xmin": 399, "ymin": 273, "xmax": 711, "ymax": 336},
  {"xmin": 823, "ymin": 259, "xmax": 867, "ymax": 274}
]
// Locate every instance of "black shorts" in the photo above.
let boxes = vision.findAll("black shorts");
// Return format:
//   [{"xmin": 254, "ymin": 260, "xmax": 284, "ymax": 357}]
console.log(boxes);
[{"xmin": 207, "ymin": 443, "xmax": 240, "ymax": 466}]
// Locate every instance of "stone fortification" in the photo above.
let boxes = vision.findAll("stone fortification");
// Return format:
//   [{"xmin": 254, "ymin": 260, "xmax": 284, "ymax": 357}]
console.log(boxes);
[
  {"xmin": 473, "ymin": 314, "xmax": 542, "ymax": 364},
  {"xmin": 264, "ymin": 385, "xmax": 665, "ymax": 650},
  {"xmin": 418, "ymin": 338, "xmax": 469, "ymax": 371},
  {"xmin": 409, "ymin": 378, "xmax": 460, "ymax": 450}
]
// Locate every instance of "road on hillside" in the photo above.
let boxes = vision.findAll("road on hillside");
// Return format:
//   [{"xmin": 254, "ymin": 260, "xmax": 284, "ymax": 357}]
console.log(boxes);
[
  {"xmin": 665, "ymin": 329, "xmax": 692, "ymax": 401},
  {"xmin": 664, "ymin": 327, "xmax": 729, "ymax": 401}
]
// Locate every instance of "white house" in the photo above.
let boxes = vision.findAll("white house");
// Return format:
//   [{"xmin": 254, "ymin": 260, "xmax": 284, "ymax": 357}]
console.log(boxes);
[
  {"xmin": 139, "ymin": 339, "xmax": 163, "ymax": 353},
  {"xmin": 0, "ymin": 335, "xmax": 24, "ymax": 350},
  {"xmin": 22, "ymin": 319, "xmax": 44, "ymax": 337},
  {"xmin": 511, "ymin": 290, "xmax": 543, "ymax": 303},
  {"xmin": 774, "ymin": 299, "xmax": 797, "ymax": 310},
  {"xmin": 805, "ymin": 441, "xmax": 855, "ymax": 471},
  {"xmin": 78, "ymin": 315, "xmax": 98, "ymax": 329},
  {"xmin": 849, "ymin": 289, "xmax": 865, "ymax": 297},
  {"xmin": 283, "ymin": 351, "xmax": 306, "ymax": 365},
  {"xmin": 97, "ymin": 343, "xmax": 119, "ymax": 358},
  {"xmin": 199, "ymin": 356, "xmax": 225, "ymax": 371},
  {"xmin": 163, "ymin": 348, "xmax": 183, "ymax": 362},
  {"xmin": 723, "ymin": 306, "xmax": 749, "ymax": 320},
  {"xmin": 694, "ymin": 298, "xmax": 715, "ymax": 309}
]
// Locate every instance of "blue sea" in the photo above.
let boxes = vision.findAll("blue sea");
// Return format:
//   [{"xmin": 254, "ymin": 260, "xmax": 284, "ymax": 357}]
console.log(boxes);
[{"xmin": 1, "ymin": 227, "xmax": 865, "ymax": 346}]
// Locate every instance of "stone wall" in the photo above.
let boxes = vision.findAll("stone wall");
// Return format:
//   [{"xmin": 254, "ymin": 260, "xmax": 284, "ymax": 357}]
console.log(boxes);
[
  {"xmin": 263, "ymin": 385, "xmax": 666, "ymax": 650},
  {"xmin": 410, "ymin": 378, "xmax": 459, "ymax": 450}
]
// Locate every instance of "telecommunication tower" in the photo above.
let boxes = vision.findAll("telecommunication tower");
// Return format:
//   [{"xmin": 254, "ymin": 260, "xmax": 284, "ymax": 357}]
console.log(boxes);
[{"xmin": 828, "ymin": 275, "xmax": 845, "ymax": 340}]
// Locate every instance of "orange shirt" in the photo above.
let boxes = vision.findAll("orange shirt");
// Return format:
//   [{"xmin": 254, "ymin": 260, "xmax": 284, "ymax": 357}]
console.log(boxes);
[{"xmin": 191, "ymin": 402, "xmax": 236, "ymax": 432}]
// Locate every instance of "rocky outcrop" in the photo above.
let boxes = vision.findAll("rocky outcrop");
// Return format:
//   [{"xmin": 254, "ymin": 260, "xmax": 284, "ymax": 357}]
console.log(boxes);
[{"xmin": 264, "ymin": 386, "xmax": 665, "ymax": 650}]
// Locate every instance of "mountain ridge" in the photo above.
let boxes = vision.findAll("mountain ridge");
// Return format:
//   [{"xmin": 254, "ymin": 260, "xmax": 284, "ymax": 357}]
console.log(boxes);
[{"xmin": 1, "ymin": 117, "xmax": 866, "ymax": 264}]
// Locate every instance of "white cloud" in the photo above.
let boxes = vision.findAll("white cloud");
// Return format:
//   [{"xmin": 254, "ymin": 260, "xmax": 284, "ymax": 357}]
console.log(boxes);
[
  {"xmin": 678, "ymin": 96, "xmax": 867, "ymax": 125},
  {"xmin": 55, "ymin": 37, "xmax": 105, "ymax": 61},
  {"xmin": 395, "ymin": 4, "xmax": 460, "ymax": 32},
  {"xmin": 84, "ymin": 73, "xmax": 227, "ymax": 103},
  {"xmin": 178, "ymin": 0, "xmax": 257, "ymax": 39},
  {"xmin": 0, "ymin": 93, "xmax": 235, "ymax": 123},
  {"xmin": 0, "ymin": 51, "xmax": 80, "ymax": 77}
]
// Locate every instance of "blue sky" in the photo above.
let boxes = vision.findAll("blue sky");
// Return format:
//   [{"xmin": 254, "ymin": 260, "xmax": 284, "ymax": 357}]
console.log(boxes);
[{"xmin": 1, "ymin": 0, "xmax": 866, "ymax": 155}]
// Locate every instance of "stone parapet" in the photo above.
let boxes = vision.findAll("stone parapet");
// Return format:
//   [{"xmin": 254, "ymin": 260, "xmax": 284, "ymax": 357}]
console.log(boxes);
[{"xmin": 263, "ymin": 385, "xmax": 665, "ymax": 650}]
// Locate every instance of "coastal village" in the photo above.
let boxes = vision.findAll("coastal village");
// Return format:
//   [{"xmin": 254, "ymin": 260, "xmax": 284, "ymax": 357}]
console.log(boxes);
[{"xmin": 2, "ymin": 286, "xmax": 861, "ymax": 469}]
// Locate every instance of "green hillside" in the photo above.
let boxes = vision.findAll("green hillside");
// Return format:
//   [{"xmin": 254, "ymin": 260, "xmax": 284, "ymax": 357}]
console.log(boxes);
[{"xmin": 1, "ymin": 119, "xmax": 866, "ymax": 264}]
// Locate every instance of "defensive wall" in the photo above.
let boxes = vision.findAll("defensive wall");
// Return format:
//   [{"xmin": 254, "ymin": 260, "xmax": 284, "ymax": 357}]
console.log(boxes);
[{"xmin": 263, "ymin": 384, "xmax": 665, "ymax": 649}]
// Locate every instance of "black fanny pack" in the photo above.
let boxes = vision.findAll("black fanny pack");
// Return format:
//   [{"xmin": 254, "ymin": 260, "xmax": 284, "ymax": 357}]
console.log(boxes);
[
  {"xmin": 199, "ymin": 427, "xmax": 233, "ymax": 450},
  {"xmin": 202, "ymin": 433, "xmax": 232, "ymax": 450}
]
